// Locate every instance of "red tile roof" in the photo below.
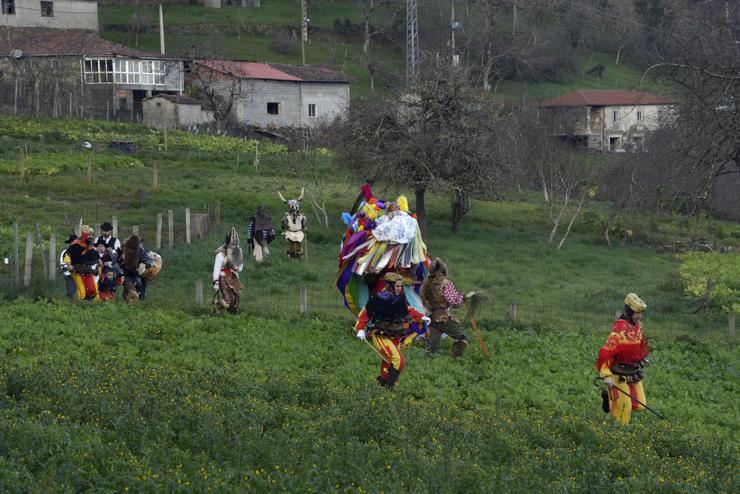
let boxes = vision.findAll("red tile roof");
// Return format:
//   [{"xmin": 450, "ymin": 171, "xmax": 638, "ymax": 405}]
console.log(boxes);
[
  {"xmin": 539, "ymin": 90, "xmax": 674, "ymax": 107},
  {"xmin": 195, "ymin": 59, "xmax": 350, "ymax": 83},
  {"xmin": 0, "ymin": 28, "xmax": 161, "ymax": 58}
]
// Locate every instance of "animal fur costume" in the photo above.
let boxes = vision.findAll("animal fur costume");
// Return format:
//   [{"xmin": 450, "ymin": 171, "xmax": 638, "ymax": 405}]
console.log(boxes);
[
  {"xmin": 278, "ymin": 188, "xmax": 307, "ymax": 259},
  {"xmin": 121, "ymin": 235, "xmax": 153, "ymax": 302},
  {"xmin": 213, "ymin": 227, "xmax": 244, "ymax": 314},
  {"xmin": 420, "ymin": 258, "xmax": 469, "ymax": 357},
  {"xmin": 247, "ymin": 206, "xmax": 276, "ymax": 263}
]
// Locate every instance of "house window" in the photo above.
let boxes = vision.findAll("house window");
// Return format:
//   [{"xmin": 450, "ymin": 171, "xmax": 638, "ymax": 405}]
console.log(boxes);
[
  {"xmin": 141, "ymin": 60, "xmax": 166, "ymax": 85},
  {"xmin": 613, "ymin": 110, "xmax": 619, "ymax": 123},
  {"xmin": 636, "ymin": 110, "xmax": 642, "ymax": 121},
  {"xmin": 113, "ymin": 59, "xmax": 142, "ymax": 84},
  {"xmin": 267, "ymin": 102, "xmax": 280, "ymax": 115},
  {"xmin": 2, "ymin": 0, "xmax": 15, "ymax": 15},
  {"xmin": 84, "ymin": 59, "xmax": 114, "ymax": 84},
  {"xmin": 40, "ymin": 1, "xmax": 53, "ymax": 17},
  {"xmin": 308, "ymin": 103, "xmax": 316, "ymax": 117}
]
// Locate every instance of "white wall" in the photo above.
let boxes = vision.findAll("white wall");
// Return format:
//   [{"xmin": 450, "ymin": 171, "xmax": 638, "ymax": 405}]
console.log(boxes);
[
  {"xmin": 300, "ymin": 82, "xmax": 350, "ymax": 128},
  {"xmin": 603, "ymin": 104, "xmax": 665, "ymax": 133},
  {"xmin": 0, "ymin": 0, "xmax": 99, "ymax": 31}
]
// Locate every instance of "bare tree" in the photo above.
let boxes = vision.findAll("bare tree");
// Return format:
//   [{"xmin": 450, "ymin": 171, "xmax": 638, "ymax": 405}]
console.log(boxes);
[{"xmin": 187, "ymin": 60, "xmax": 243, "ymax": 132}]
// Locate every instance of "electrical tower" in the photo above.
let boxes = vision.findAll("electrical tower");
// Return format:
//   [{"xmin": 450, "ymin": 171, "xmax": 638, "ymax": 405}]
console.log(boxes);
[{"xmin": 406, "ymin": 0, "xmax": 419, "ymax": 82}]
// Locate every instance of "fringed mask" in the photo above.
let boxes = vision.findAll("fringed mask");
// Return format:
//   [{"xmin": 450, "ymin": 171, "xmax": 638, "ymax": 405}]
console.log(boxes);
[{"xmin": 225, "ymin": 227, "xmax": 243, "ymax": 268}]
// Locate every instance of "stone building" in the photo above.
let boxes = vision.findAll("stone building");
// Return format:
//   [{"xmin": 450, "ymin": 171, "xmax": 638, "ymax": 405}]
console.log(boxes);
[
  {"xmin": 0, "ymin": 0, "xmax": 99, "ymax": 31},
  {"xmin": 538, "ymin": 90, "xmax": 675, "ymax": 152},
  {"xmin": 189, "ymin": 60, "xmax": 350, "ymax": 129},
  {"xmin": 142, "ymin": 93, "xmax": 213, "ymax": 129},
  {"xmin": 0, "ymin": 28, "xmax": 184, "ymax": 121}
]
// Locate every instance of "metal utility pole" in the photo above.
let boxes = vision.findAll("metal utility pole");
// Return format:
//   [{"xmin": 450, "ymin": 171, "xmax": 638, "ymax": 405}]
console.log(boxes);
[
  {"xmin": 301, "ymin": 0, "xmax": 309, "ymax": 65},
  {"xmin": 159, "ymin": 2, "xmax": 165, "ymax": 55},
  {"xmin": 450, "ymin": 0, "xmax": 458, "ymax": 64},
  {"xmin": 406, "ymin": 0, "xmax": 419, "ymax": 82}
]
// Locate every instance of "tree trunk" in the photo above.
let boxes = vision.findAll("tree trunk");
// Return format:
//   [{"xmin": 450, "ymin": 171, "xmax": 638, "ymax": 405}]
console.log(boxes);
[
  {"xmin": 557, "ymin": 191, "xmax": 586, "ymax": 250},
  {"xmin": 450, "ymin": 189, "xmax": 470, "ymax": 233},
  {"xmin": 415, "ymin": 186, "xmax": 427, "ymax": 233},
  {"xmin": 548, "ymin": 193, "xmax": 569, "ymax": 243}
]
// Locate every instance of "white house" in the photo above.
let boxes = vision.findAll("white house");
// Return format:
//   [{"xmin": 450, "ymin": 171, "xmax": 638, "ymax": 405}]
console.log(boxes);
[
  {"xmin": 190, "ymin": 59, "xmax": 350, "ymax": 129},
  {"xmin": 538, "ymin": 90, "xmax": 675, "ymax": 152},
  {"xmin": 0, "ymin": 0, "xmax": 99, "ymax": 31}
]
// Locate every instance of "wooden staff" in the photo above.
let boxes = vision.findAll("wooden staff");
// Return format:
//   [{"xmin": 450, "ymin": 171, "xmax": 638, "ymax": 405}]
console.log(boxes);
[{"xmin": 465, "ymin": 304, "xmax": 490, "ymax": 359}]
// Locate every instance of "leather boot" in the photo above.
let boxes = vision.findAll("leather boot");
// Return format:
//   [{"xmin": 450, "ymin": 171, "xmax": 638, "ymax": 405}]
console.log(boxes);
[
  {"xmin": 384, "ymin": 366, "xmax": 400, "ymax": 390},
  {"xmin": 601, "ymin": 389, "xmax": 610, "ymax": 413},
  {"xmin": 451, "ymin": 339, "xmax": 468, "ymax": 358}
]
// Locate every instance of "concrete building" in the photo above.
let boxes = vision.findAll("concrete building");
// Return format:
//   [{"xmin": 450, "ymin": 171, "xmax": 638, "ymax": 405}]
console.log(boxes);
[
  {"xmin": 538, "ymin": 90, "xmax": 675, "ymax": 152},
  {"xmin": 142, "ymin": 93, "xmax": 214, "ymax": 129},
  {"xmin": 0, "ymin": 28, "xmax": 184, "ymax": 121},
  {"xmin": 0, "ymin": 0, "xmax": 99, "ymax": 31},
  {"xmin": 190, "ymin": 60, "xmax": 350, "ymax": 129}
]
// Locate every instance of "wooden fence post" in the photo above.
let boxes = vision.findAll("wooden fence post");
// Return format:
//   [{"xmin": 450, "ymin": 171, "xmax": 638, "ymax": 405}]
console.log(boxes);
[
  {"xmin": 112, "ymin": 216, "xmax": 118, "ymax": 238},
  {"xmin": 168, "ymin": 209, "xmax": 174, "ymax": 248},
  {"xmin": 195, "ymin": 279, "xmax": 204, "ymax": 305},
  {"xmin": 202, "ymin": 213, "xmax": 209, "ymax": 237},
  {"xmin": 13, "ymin": 223, "xmax": 19, "ymax": 289},
  {"xmin": 152, "ymin": 162, "xmax": 158, "ymax": 192},
  {"xmin": 23, "ymin": 232, "xmax": 33, "ymax": 288},
  {"xmin": 215, "ymin": 200, "xmax": 221, "ymax": 230},
  {"xmin": 49, "ymin": 235, "xmax": 56, "ymax": 281},
  {"xmin": 508, "ymin": 303, "xmax": 518, "ymax": 320},
  {"xmin": 35, "ymin": 223, "xmax": 47, "ymax": 280},
  {"xmin": 730, "ymin": 314, "xmax": 736, "ymax": 339},
  {"xmin": 18, "ymin": 147, "xmax": 25, "ymax": 179},
  {"xmin": 156, "ymin": 213, "xmax": 162, "ymax": 250},
  {"xmin": 185, "ymin": 208, "xmax": 191, "ymax": 244},
  {"xmin": 75, "ymin": 219, "xmax": 82, "ymax": 237},
  {"xmin": 300, "ymin": 286, "xmax": 308, "ymax": 314},
  {"xmin": 132, "ymin": 225, "xmax": 139, "ymax": 236}
]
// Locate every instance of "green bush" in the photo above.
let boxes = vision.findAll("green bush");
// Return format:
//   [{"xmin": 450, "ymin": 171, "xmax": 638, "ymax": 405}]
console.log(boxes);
[{"xmin": 678, "ymin": 252, "xmax": 740, "ymax": 313}]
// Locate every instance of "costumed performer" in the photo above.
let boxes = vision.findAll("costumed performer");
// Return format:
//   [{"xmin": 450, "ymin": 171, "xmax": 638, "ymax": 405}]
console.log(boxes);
[
  {"xmin": 213, "ymin": 227, "xmax": 244, "ymax": 314},
  {"xmin": 597, "ymin": 293, "xmax": 651, "ymax": 425},
  {"xmin": 120, "ymin": 234, "xmax": 153, "ymax": 302},
  {"xmin": 66, "ymin": 225, "xmax": 100, "ymax": 300},
  {"xmin": 355, "ymin": 272, "xmax": 430, "ymax": 389},
  {"xmin": 59, "ymin": 233, "xmax": 78, "ymax": 300},
  {"xmin": 278, "ymin": 188, "xmax": 307, "ymax": 259},
  {"xmin": 94, "ymin": 221, "xmax": 121, "ymax": 258},
  {"xmin": 247, "ymin": 205, "xmax": 276, "ymax": 264},
  {"xmin": 420, "ymin": 257, "xmax": 470, "ymax": 358},
  {"xmin": 336, "ymin": 184, "xmax": 431, "ymax": 339}
]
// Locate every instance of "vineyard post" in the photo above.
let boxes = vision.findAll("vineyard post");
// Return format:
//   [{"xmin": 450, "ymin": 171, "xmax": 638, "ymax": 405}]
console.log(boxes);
[
  {"xmin": 195, "ymin": 279, "xmax": 204, "ymax": 305},
  {"xmin": 194, "ymin": 214, "xmax": 203, "ymax": 240},
  {"xmin": 49, "ymin": 235, "xmax": 56, "ymax": 282},
  {"xmin": 299, "ymin": 286, "xmax": 308, "ymax": 314},
  {"xmin": 133, "ymin": 225, "xmax": 139, "ymax": 236},
  {"xmin": 23, "ymin": 232, "xmax": 33, "ymax": 288},
  {"xmin": 13, "ymin": 223, "xmax": 19, "ymax": 289},
  {"xmin": 75, "ymin": 219, "xmax": 82, "ymax": 237},
  {"xmin": 254, "ymin": 141, "xmax": 259, "ymax": 169},
  {"xmin": 509, "ymin": 303, "xmax": 518, "ymax": 320},
  {"xmin": 152, "ymin": 162, "xmax": 158, "ymax": 192},
  {"xmin": 185, "ymin": 208, "xmax": 191, "ymax": 244},
  {"xmin": 236, "ymin": 152, "xmax": 239, "ymax": 169},
  {"xmin": 36, "ymin": 223, "xmax": 47, "ymax": 280},
  {"xmin": 730, "ymin": 314, "xmax": 736, "ymax": 339},
  {"xmin": 202, "ymin": 213, "xmax": 209, "ymax": 237},
  {"xmin": 167, "ymin": 210, "xmax": 174, "ymax": 248},
  {"xmin": 112, "ymin": 216, "xmax": 118, "ymax": 237},
  {"xmin": 86, "ymin": 155, "xmax": 92, "ymax": 185},
  {"xmin": 18, "ymin": 146, "xmax": 25, "ymax": 179},
  {"xmin": 156, "ymin": 213, "xmax": 163, "ymax": 250}
]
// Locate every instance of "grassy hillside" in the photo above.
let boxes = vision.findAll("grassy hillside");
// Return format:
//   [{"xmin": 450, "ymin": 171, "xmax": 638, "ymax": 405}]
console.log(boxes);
[
  {"xmin": 98, "ymin": 2, "xmax": 669, "ymax": 101},
  {"xmin": 0, "ymin": 115, "xmax": 738, "ymax": 491}
]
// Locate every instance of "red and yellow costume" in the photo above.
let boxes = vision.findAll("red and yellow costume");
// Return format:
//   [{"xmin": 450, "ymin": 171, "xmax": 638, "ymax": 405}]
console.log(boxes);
[
  {"xmin": 597, "ymin": 317, "xmax": 650, "ymax": 425},
  {"xmin": 66, "ymin": 226, "xmax": 100, "ymax": 301},
  {"xmin": 355, "ymin": 280, "xmax": 426, "ymax": 389}
]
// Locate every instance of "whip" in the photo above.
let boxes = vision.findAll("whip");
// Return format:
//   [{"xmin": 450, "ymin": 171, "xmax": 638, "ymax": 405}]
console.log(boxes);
[{"xmin": 593, "ymin": 376, "xmax": 665, "ymax": 419}]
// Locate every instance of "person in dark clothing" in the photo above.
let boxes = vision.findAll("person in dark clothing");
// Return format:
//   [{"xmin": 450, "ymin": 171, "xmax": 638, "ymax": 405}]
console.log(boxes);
[
  {"xmin": 247, "ymin": 206, "xmax": 276, "ymax": 263},
  {"xmin": 120, "ymin": 234, "xmax": 153, "ymax": 302}
]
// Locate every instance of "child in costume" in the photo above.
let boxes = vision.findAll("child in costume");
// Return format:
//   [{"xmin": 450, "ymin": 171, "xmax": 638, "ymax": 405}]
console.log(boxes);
[
  {"xmin": 597, "ymin": 293, "xmax": 651, "ymax": 425},
  {"xmin": 355, "ymin": 272, "xmax": 430, "ymax": 389},
  {"xmin": 98, "ymin": 266, "xmax": 122, "ymax": 302}
]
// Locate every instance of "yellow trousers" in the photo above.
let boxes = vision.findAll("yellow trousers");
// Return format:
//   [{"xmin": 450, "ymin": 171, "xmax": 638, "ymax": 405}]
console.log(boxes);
[
  {"xmin": 609, "ymin": 379, "xmax": 646, "ymax": 425},
  {"xmin": 71, "ymin": 273, "xmax": 99, "ymax": 301},
  {"xmin": 370, "ymin": 334, "xmax": 405, "ymax": 380}
]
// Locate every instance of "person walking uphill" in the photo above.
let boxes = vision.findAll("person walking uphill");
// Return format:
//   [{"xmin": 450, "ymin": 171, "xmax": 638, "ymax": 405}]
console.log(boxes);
[
  {"xmin": 420, "ymin": 258, "xmax": 469, "ymax": 358},
  {"xmin": 355, "ymin": 272, "xmax": 430, "ymax": 390},
  {"xmin": 213, "ymin": 227, "xmax": 244, "ymax": 314},
  {"xmin": 597, "ymin": 293, "xmax": 651, "ymax": 425},
  {"xmin": 247, "ymin": 206, "xmax": 276, "ymax": 264},
  {"xmin": 66, "ymin": 225, "xmax": 100, "ymax": 300}
]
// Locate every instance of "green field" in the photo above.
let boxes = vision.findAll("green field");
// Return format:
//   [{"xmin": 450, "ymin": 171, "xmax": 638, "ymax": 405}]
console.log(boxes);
[{"xmin": 0, "ymin": 115, "xmax": 738, "ymax": 491}]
